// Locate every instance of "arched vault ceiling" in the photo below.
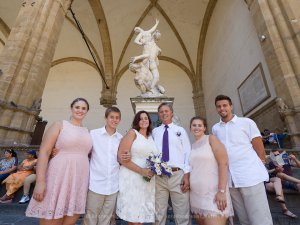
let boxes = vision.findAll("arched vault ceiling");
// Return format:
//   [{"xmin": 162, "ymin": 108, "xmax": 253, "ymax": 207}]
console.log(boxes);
[
  {"xmin": 100, "ymin": 0, "xmax": 209, "ymax": 76},
  {"xmin": 0, "ymin": 0, "xmax": 213, "ymax": 85}
]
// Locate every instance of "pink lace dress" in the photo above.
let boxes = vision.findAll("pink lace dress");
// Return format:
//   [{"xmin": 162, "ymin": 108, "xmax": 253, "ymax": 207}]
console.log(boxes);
[
  {"xmin": 26, "ymin": 120, "xmax": 92, "ymax": 219},
  {"xmin": 189, "ymin": 135, "xmax": 233, "ymax": 218}
]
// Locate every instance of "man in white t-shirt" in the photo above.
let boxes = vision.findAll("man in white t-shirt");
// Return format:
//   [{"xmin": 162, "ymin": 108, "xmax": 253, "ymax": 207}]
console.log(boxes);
[
  {"xmin": 83, "ymin": 107, "xmax": 128, "ymax": 225},
  {"xmin": 212, "ymin": 95, "xmax": 273, "ymax": 225}
]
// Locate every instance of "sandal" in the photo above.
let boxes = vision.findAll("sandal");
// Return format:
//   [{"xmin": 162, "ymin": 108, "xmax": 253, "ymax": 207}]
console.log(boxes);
[
  {"xmin": 283, "ymin": 209, "xmax": 298, "ymax": 218},
  {"xmin": 0, "ymin": 194, "xmax": 13, "ymax": 203},
  {"xmin": 276, "ymin": 195, "xmax": 286, "ymax": 203}
]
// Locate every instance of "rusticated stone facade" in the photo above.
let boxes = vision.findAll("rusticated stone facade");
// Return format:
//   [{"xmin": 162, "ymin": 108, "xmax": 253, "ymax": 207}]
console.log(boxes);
[
  {"xmin": 245, "ymin": 0, "xmax": 300, "ymax": 148},
  {"xmin": 0, "ymin": 0, "xmax": 73, "ymax": 145}
]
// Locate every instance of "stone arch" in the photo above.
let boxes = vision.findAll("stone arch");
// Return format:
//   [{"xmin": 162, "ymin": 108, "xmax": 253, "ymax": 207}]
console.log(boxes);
[
  {"xmin": 52, "ymin": 57, "xmax": 97, "ymax": 70},
  {"xmin": 0, "ymin": 38, "xmax": 5, "ymax": 46},
  {"xmin": 191, "ymin": 0, "xmax": 218, "ymax": 116},
  {"xmin": 195, "ymin": 0, "xmax": 218, "ymax": 90},
  {"xmin": 64, "ymin": 16, "xmax": 105, "ymax": 75},
  {"xmin": 88, "ymin": 0, "xmax": 113, "ymax": 78},
  {"xmin": 51, "ymin": 57, "xmax": 106, "ymax": 90},
  {"xmin": 0, "ymin": 17, "xmax": 10, "ymax": 38}
]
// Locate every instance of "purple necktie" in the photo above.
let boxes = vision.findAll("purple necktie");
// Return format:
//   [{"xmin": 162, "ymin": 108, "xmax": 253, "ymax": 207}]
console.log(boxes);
[{"xmin": 162, "ymin": 125, "xmax": 169, "ymax": 162}]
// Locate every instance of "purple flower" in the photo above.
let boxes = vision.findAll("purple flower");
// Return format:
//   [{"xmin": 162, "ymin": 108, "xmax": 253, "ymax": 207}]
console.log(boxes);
[{"xmin": 143, "ymin": 153, "xmax": 173, "ymax": 182}]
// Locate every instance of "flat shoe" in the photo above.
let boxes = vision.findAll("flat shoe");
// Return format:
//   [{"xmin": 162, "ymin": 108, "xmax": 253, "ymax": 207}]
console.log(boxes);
[
  {"xmin": 0, "ymin": 199, "xmax": 12, "ymax": 203},
  {"xmin": 283, "ymin": 210, "xmax": 298, "ymax": 218}
]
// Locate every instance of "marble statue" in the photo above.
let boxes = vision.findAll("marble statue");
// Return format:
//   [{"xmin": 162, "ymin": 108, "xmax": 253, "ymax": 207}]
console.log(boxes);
[
  {"xmin": 276, "ymin": 97, "xmax": 289, "ymax": 117},
  {"xmin": 130, "ymin": 19, "xmax": 165, "ymax": 97},
  {"xmin": 276, "ymin": 97, "xmax": 289, "ymax": 111}
]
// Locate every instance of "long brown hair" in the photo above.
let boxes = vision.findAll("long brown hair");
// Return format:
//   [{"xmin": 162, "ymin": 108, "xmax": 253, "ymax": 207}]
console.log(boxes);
[{"xmin": 132, "ymin": 111, "xmax": 152, "ymax": 136}]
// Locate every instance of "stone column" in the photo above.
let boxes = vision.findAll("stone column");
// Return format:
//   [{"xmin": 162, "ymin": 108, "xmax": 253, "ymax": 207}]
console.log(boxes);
[
  {"xmin": 192, "ymin": 90, "xmax": 206, "ymax": 117},
  {"xmin": 0, "ymin": 0, "xmax": 73, "ymax": 145},
  {"xmin": 246, "ymin": 0, "xmax": 300, "ymax": 148},
  {"xmin": 100, "ymin": 77, "xmax": 117, "ymax": 108},
  {"xmin": 283, "ymin": 111, "xmax": 300, "ymax": 148}
]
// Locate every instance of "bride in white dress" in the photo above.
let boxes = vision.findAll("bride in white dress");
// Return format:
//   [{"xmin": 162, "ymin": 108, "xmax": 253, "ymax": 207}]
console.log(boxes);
[{"xmin": 117, "ymin": 110, "xmax": 159, "ymax": 224}]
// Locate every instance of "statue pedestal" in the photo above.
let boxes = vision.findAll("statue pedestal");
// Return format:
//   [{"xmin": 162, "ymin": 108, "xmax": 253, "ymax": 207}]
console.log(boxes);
[
  {"xmin": 130, "ymin": 97, "xmax": 174, "ymax": 113},
  {"xmin": 130, "ymin": 97, "xmax": 174, "ymax": 127}
]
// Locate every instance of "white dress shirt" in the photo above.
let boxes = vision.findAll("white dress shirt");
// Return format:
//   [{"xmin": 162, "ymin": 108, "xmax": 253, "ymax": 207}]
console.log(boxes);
[
  {"xmin": 212, "ymin": 115, "xmax": 268, "ymax": 188},
  {"xmin": 152, "ymin": 122, "xmax": 191, "ymax": 173},
  {"xmin": 89, "ymin": 127, "xmax": 123, "ymax": 195}
]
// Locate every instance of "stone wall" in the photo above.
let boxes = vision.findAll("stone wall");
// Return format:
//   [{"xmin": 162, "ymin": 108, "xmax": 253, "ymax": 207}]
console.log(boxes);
[
  {"xmin": 202, "ymin": 0, "xmax": 277, "ymax": 129},
  {"xmin": 251, "ymin": 99, "xmax": 285, "ymax": 132}
]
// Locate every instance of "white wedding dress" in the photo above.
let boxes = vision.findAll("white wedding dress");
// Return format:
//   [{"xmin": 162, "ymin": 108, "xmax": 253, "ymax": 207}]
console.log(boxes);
[{"xmin": 116, "ymin": 129, "xmax": 158, "ymax": 223}]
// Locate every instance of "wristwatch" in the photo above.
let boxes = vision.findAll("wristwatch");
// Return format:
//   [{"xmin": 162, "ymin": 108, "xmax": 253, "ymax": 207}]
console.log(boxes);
[{"xmin": 218, "ymin": 189, "xmax": 225, "ymax": 193}]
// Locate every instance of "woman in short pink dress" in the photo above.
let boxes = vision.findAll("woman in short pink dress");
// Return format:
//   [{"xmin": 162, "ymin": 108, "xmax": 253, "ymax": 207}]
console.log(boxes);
[
  {"xmin": 26, "ymin": 98, "xmax": 92, "ymax": 225},
  {"xmin": 189, "ymin": 116, "xmax": 233, "ymax": 225}
]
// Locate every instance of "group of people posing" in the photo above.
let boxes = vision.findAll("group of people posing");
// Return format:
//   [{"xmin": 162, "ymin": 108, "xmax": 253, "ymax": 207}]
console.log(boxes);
[{"xmin": 20, "ymin": 94, "xmax": 275, "ymax": 225}]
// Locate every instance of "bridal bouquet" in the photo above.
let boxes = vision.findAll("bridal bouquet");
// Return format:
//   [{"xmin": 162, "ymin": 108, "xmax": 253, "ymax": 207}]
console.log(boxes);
[{"xmin": 144, "ymin": 153, "xmax": 173, "ymax": 182}]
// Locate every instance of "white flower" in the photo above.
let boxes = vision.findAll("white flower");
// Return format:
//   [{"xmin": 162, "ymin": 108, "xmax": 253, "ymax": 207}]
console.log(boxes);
[
  {"xmin": 166, "ymin": 168, "xmax": 172, "ymax": 173},
  {"xmin": 156, "ymin": 168, "xmax": 162, "ymax": 175},
  {"xmin": 161, "ymin": 162, "xmax": 167, "ymax": 168},
  {"xmin": 154, "ymin": 157, "xmax": 160, "ymax": 163}
]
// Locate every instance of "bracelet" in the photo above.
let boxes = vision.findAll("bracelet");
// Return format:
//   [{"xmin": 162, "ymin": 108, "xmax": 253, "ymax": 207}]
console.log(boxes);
[{"xmin": 218, "ymin": 189, "xmax": 225, "ymax": 193}]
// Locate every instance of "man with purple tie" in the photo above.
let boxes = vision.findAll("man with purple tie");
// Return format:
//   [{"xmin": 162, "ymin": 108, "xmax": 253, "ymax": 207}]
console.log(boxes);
[{"xmin": 152, "ymin": 102, "xmax": 191, "ymax": 225}]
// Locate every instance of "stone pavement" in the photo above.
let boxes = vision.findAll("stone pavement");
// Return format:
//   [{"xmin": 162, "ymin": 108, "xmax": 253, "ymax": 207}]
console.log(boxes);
[
  {"xmin": 0, "ymin": 213, "xmax": 299, "ymax": 225},
  {"xmin": 0, "ymin": 200, "xmax": 299, "ymax": 225}
]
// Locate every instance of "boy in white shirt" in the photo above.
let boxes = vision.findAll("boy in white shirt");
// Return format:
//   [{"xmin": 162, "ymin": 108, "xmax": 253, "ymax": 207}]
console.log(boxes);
[{"xmin": 83, "ymin": 107, "xmax": 128, "ymax": 225}]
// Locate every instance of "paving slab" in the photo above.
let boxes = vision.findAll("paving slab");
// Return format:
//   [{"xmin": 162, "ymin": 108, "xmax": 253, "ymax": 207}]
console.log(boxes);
[{"xmin": 0, "ymin": 200, "xmax": 299, "ymax": 225}]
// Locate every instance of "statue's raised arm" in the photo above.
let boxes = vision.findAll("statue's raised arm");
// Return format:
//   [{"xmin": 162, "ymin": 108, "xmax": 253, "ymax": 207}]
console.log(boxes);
[
  {"xmin": 148, "ymin": 19, "xmax": 159, "ymax": 33},
  {"xmin": 134, "ymin": 19, "xmax": 159, "ymax": 46}
]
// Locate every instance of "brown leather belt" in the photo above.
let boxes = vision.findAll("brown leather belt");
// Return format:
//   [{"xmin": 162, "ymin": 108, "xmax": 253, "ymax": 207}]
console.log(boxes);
[{"xmin": 171, "ymin": 167, "xmax": 181, "ymax": 172}]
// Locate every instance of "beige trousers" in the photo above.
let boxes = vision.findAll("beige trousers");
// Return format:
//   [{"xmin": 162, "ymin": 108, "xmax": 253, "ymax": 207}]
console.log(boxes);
[
  {"xmin": 229, "ymin": 182, "xmax": 273, "ymax": 225},
  {"xmin": 83, "ymin": 190, "xmax": 118, "ymax": 225},
  {"xmin": 155, "ymin": 170, "xmax": 190, "ymax": 225},
  {"xmin": 23, "ymin": 174, "xmax": 36, "ymax": 195}
]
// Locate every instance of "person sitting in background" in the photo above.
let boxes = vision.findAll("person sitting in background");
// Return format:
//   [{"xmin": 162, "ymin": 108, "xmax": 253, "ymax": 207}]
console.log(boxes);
[
  {"xmin": 18, "ymin": 150, "xmax": 39, "ymax": 204},
  {"xmin": 18, "ymin": 171, "xmax": 37, "ymax": 204},
  {"xmin": 289, "ymin": 154, "xmax": 300, "ymax": 168},
  {"xmin": 262, "ymin": 128, "xmax": 288, "ymax": 149},
  {"xmin": 262, "ymin": 129, "xmax": 272, "ymax": 146},
  {"xmin": 265, "ymin": 156, "xmax": 297, "ymax": 218},
  {"xmin": 0, "ymin": 149, "xmax": 18, "ymax": 182},
  {"xmin": 265, "ymin": 177, "xmax": 297, "ymax": 218},
  {"xmin": 0, "ymin": 150, "xmax": 37, "ymax": 203},
  {"xmin": 268, "ymin": 150, "xmax": 300, "ymax": 192}
]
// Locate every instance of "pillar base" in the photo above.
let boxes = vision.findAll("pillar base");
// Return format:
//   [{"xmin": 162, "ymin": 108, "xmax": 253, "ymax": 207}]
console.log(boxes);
[{"xmin": 130, "ymin": 97, "xmax": 174, "ymax": 114}]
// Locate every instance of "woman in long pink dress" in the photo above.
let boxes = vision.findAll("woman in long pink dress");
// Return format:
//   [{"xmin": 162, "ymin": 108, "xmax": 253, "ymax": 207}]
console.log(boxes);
[
  {"xmin": 189, "ymin": 116, "xmax": 233, "ymax": 225},
  {"xmin": 26, "ymin": 98, "xmax": 92, "ymax": 225}
]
